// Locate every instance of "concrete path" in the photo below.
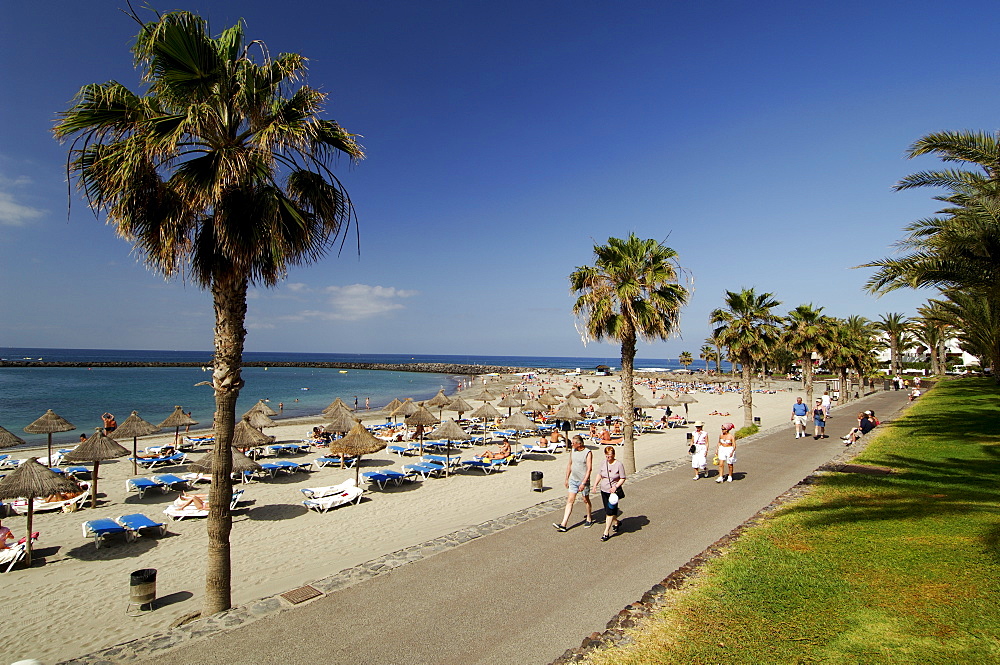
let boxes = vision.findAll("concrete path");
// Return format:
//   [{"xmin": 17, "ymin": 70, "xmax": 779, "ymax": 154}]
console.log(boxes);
[{"xmin": 150, "ymin": 389, "xmax": 909, "ymax": 665}]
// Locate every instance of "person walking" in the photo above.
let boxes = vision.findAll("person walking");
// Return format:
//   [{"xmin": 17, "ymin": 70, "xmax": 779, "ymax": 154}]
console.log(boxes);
[
  {"xmin": 716, "ymin": 423, "xmax": 736, "ymax": 482},
  {"xmin": 690, "ymin": 421, "xmax": 709, "ymax": 479},
  {"xmin": 812, "ymin": 399, "xmax": 827, "ymax": 439},
  {"xmin": 791, "ymin": 397, "xmax": 809, "ymax": 438},
  {"xmin": 595, "ymin": 445, "xmax": 626, "ymax": 541},
  {"xmin": 553, "ymin": 435, "xmax": 593, "ymax": 532},
  {"xmin": 821, "ymin": 391, "xmax": 832, "ymax": 417}
]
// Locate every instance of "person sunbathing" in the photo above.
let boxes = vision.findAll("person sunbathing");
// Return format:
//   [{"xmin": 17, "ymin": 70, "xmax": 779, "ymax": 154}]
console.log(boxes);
[
  {"xmin": 479, "ymin": 438, "xmax": 511, "ymax": 460},
  {"xmin": 175, "ymin": 492, "xmax": 209, "ymax": 510},
  {"xmin": 136, "ymin": 445, "xmax": 175, "ymax": 459},
  {"xmin": 598, "ymin": 429, "xmax": 623, "ymax": 444}
]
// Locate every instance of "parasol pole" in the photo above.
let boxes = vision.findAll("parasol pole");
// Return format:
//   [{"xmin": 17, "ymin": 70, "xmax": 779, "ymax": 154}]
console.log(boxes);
[{"xmin": 25, "ymin": 497, "xmax": 35, "ymax": 567}]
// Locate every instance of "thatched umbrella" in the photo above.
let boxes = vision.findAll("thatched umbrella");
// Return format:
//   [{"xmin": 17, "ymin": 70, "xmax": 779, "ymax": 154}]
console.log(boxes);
[
  {"xmin": 23, "ymin": 409, "xmax": 75, "ymax": 467},
  {"xmin": 231, "ymin": 417, "xmax": 273, "ymax": 451},
  {"xmin": 428, "ymin": 419, "xmax": 468, "ymax": 476},
  {"xmin": 551, "ymin": 403, "xmax": 583, "ymax": 423},
  {"xmin": 0, "ymin": 458, "xmax": 79, "ymax": 566},
  {"xmin": 188, "ymin": 446, "xmax": 262, "ymax": 479},
  {"xmin": 496, "ymin": 395, "xmax": 521, "ymax": 417},
  {"xmin": 63, "ymin": 428, "xmax": 130, "ymax": 509},
  {"xmin": 595, "ymin": 401, "xmax": 622, "ymax": 417},
  {"xmin": 324, "ymin": 411, "xmax": 361, "ymax": 450},
  {"xmin": 656, "ymin": 394, "xmax": 681, "ymax": 408},
  {"xmin": 472, "ymin": 388, "xmax": 497, "ymax": 403},
  {"xmin": 327, "ymin": 421, "xmax": 387, "ymax": 483},
  {"xmin": 321, "ymin": 397, "xmax": 353, "ymax": 417},
  {"xmin": 632, "ymin": 394, "xmax": 654, "ymax": 409},
  {"xmin": 404, "ymin": 405, "xmax": 439, "ymax": 456},
  {"xmin": 675, "ymin": 393, "xmax": 698, "ymax": 417},
  {"xmin": 445, "ymin": 396, "xmax": 474, "ymax": 420},
  {"xmin": 111, "ymin": 411, "xmax": 161, "ymax": 474},
  {"xmin": 588, "ymin": 386, "xmax": 606, "ymax": 399},
  {"xmin": 563, "ymin": 395, "xmax": 586, "ymax": 410},
  {"xmin": 246, "ymin": 410, "xmax": 276, "ymax": 431},
  {"xmin": 0, "ymin": 425, "xmax": 26, "ymax": 449},
  {"xmin": 158, "ymin": 406, "xmax": 198, "ymax": 445},
  {"xmin": 521, "ymin": 398, "xmax": 547, "ymax": 414},
  {"xmin": 243, "ymin": 400, "xmax": 278, "ymax": 418},
  {"xmin": 425, "ymin": 390, "xmax": 452, "ymax": 420},
  {"xmin": 469, "ymin": 402, "xmax": 502, "ymax": 434},
  {"xmin": 391, "ymin": 398, "xmax": 419, "ymax": 422},
  {"xmin": 566, "ymin": 389, "xmax": 587, "ymax": 399},
  {"xmin": 502, "ymin": 411, "xmax": 538, "ymax": 434},
  {"xmin": 537, "ymin": 392, "xmax": 561, "ymax": 407}
]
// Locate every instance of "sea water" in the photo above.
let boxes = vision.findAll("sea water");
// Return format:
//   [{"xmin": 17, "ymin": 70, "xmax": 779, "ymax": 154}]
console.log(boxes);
[{"xmin": 0, "ymin": 347, "xmax": 695, "ymax": 447}]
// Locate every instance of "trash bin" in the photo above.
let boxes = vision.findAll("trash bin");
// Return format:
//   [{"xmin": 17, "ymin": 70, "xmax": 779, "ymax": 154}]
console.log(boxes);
[
  {"xmin": 530, "ymin": 470, "xmax": 543, "ymax": 492},
  {"xmin": 883, "ymin": 380, "xmax": 893, "ymax": 391},
  {"xmin": 129, "ymin": 568, "xmax": 157, "ymax": 612},
  {"xmin": 753, "ymin": 416, "xmax": 761, "ymax": 427}
]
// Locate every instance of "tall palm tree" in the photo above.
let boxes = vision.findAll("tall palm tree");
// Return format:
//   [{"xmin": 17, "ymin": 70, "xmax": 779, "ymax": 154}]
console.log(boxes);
[
  {"xmin": 931, "ymin": 292, "xmax": 1000, "ymax": 379},
  {"xmin": 706, "ymin": 332, "xmax": 726, "ymax": 373},
  {"xmin": 54, "ymin": 11, "xmax": 364, "ymax": 616},
  {"xmin": 570, "ymin": 234, "xmax": 689, "ymax": 473},
  {"xmin": 914, "ymin": 303, "xmax": 952, "ymax": 376},
  {"xmin": 782, "ymin": 304, "xmax": 833, "ymax": 406},
  {"xmin": 699, "ymin": 345, "xmax": 716, "ymax": 372},
  {"xmin": 709, "ymin": 288, "xmax": 782, "ymax": 428},
  {"xmin": 874, "ymin": 313, "xmax": 914, "ymax": 378},
  {"xmin": 678, "ymin": 351, "xmax": 694, "ymax": 371}
]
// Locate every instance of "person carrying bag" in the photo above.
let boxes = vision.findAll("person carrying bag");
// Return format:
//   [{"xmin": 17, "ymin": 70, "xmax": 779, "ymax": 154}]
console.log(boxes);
[{"xmin": 596, "ymin": 445, "xmax": 627, "ymax": 542}]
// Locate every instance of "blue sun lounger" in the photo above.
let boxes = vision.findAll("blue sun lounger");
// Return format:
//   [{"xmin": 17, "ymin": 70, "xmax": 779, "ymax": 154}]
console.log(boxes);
[
  {"xmin": 125, "ymin": 477, "xmax": 168, "ymax": 499},
  {"xmin": 361, "ymin": 469, "xmax": 417, "ymax": 489},
  {"xmin": 114, "ymin": 513, "xmax": 167, "ymax": 538},
  {"xmin": 82, "ymin": 518, "xmax": 134, "ymax": 549},
  {"xmin": 151, "ymin": 474, "xmax": 190, "ymax": 489}
]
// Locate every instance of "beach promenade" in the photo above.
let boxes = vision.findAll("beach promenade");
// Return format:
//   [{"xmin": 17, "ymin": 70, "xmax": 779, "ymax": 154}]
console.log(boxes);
[{"xmin": 131, "ymin": 387, "xmax": 911, "ymax": 665}]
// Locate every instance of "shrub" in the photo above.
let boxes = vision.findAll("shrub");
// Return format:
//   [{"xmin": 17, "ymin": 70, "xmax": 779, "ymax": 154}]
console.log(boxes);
[{"xmin": 734, "ymin": 424, "xmax": 759, "ymax": 439}]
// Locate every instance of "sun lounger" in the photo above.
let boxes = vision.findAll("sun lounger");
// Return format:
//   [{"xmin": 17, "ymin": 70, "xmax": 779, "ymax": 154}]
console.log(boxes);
[
  {"xmin": 163, "ymin": 489, "xmax": 244, "ymax": 520},
  {"xmin": 300, "ymin": 480, "xmax": 360, "ymax": 499},
  {"xmin": 387, "ymin": 443, "xmax": 420, "ymax": 456},
  {"xmin": 114, "ymin": 513, "xmax": 167, "ymax": 538},
  {"xmin": 0, "ymin": 457, "xmax": 19, "ymax": 470},
  {"xmin": 361, "ymin": 469, "xmax": 416, "ymax": 489},
  {"xmin": 151, "ymin": 474, "xmax": 191, "ymax": 490},
  {"xmin": 422, "ymin": 454, "xmax": 462, "ymax": 470},
  {"xmin": 315, "ymin": 455, "xmax": 356, "ymax": 468},
  {"xmin": 82, "ymin": 518, "xmax": 134, "ymax": 549},
  {"xmin": 461, "ymin": 458, "xmax": 508, "ymax": 474},
  {"xmin": 125, "ymin": 477, "xmax": 169, "ymax": 499},
  {"xmin": 11, "ymin": 483, "xmax": 92, "ymax": 514},
  {"xmin": 0, "ymin": 533, "xmax": 37, "ymax": 573},
  {"xmin": 521, "ymin": 442, "xmax": 559, "ymax": 456},
  {"xmin": 301, "ymin": 479, "xmax": 363, "ymax": 512},
  {"xmin": 130, "ymin": 452, "xmax": 188, "ymax": 469},
  {"xmin": 402, "ymin": 463, "xmax": 442, "ymax": 479}
]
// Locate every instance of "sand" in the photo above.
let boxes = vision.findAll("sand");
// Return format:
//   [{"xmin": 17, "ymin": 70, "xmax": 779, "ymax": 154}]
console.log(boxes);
[{"xmin": 0, "ymin": 372, "xmax": 811, "ymax": 664}]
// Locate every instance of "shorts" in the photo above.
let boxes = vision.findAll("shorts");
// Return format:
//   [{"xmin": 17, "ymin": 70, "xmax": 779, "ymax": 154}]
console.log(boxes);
[
  {"xmin": 568, "ymin": 478, "xmax": 590, "ymax": 496},
  {"xmin": 718, "ymin": 446, "xmax": 735, "ymax": 463},
  {"xmin": 600, "ymin": 491, "xmax": 620, "ymax": 516},
  {"xmin": 793, "ymin": 415, "xmax": 807, "ymax": 427}
]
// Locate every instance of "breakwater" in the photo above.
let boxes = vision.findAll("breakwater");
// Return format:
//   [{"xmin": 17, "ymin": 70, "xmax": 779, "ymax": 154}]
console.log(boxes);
[{"xmin": 0, "ymin": 360, "xmax": 534, "ymax": 375}]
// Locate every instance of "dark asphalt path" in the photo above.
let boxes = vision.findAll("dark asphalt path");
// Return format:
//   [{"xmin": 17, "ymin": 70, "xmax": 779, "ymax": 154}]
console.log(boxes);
[{"xmin": 152, "ymin": 388, "xmax": 910, "ymax": 665}]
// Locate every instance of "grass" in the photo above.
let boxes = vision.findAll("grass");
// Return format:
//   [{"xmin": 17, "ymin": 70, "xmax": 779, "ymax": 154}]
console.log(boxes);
[{"xmin": 585, "ymin": 378, "xmax": 1000, "ymax": 664}]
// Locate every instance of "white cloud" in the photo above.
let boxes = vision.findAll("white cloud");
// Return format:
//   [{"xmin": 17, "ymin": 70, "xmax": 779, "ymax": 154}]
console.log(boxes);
[
  {"xmin": 300, "ymin": 283, "xmax": 419, "ymax": 321},
  {"xmin": 0, "ymin": 190, "xmax": 44, "ymax": 227}
]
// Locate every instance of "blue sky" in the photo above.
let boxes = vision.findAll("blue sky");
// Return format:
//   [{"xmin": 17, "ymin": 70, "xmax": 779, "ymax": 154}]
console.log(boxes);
[{"xmin": 0, "ymin": 1, "xmax": 992, "ymax": 359}]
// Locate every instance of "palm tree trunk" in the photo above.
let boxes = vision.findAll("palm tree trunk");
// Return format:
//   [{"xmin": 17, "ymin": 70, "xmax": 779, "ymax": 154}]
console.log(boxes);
[
  {"xmin": 620, "ymin": 331, "xmax": 637, "ymax": 474},
  {"xmin": 803, "ymin": 354, "xmax": 814, "ymax": 407},
  {"xmin": 740, "ymin": 361, "xmax": 754, "ymax": 429},
  {"xmin": 838, "ymin": 369, "xmax": 849, "ymax": 404},
  {"xmin": 203, "ymin": 275, "xmax": 248, "ymax": 617}
]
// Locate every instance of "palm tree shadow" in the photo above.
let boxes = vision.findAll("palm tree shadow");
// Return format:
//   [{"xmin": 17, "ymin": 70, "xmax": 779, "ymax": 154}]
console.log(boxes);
[{"xmin": 245, "ymin": 502, "xmax": 308, "ymax": 521}]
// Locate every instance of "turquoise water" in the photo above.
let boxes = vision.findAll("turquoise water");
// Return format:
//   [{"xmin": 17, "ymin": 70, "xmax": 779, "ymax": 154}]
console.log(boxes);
[{"xmin": 0, "ymin": 347, "xmax": 707, "ymax": 448}]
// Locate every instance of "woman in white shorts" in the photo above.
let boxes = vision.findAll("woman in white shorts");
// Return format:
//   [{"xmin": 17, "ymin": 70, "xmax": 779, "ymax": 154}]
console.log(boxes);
[{"xmin": 716, "ymin": 422, "xmax": 736, "ymax": 483}]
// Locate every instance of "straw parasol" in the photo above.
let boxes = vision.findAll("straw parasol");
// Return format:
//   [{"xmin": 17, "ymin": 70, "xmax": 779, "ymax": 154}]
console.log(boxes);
[
  {"xmin": 0, "ymin": 458, "xmax": 80, "ymax": 566},
  {"xmin": 632, "ymin": 394, "xmax": 654, "ymax": 409},
  {"xmin": 496, "ymin": 395, "xmax": 521, "ymax": 417},
  {"xmin": 551, "ymin": 403, "xmax": 583, "ymax": 423},
  {"xmin": 188, "ymin": 446, "xmax": 262, "ymax": 478},
  {"xmin": 547, "ymin": 387, "xmax": 564, "ymax": 398},
  {"xmin": 243, "ymin": 400, "xmax": 278, "ymax": 418},
  {"xmin": 566, "ymin": 389, "xmax": 587, "ymax": 399},
  {"xmin": 656, "ymin": 394, "xmax": 681, "ymax": 408},
  {"xmin": 0, "ymin": 425, "xmax": 26, "ymax": 449},
  {"xmin": 63, "ymin": 428, "xmax": 130, "ymax": 509},
  {"xmin": 404, "ymin": 405, "xmax": 439, "ymax": 456},
  {"xmin": 324, "ymin": 410, "xmax": 360, "ymax": 438},
  {"xmin": 428, "ymin": 419, "xmax": 469, "ymax": 476},
  {"xmin": 424, "ymin": 390, "xmax": 452, "ymax": 419},
  {"xmin": 231, "ymin": 417, "xmax": 274, "ymax": 450},
  {"xmin": 322, "ymin": 397, "xmax": 353, "ymax": 416},
  {"xmin": 325, "ymin": 421, "xmax": 386, "ymax": 483},
  {"xmin": 391, "ymin": 398, "xmax": 419, "ymax": 421},
  {"xmin": 537, "ymin": 393, "xmax": 561, "ymax": 407},
  {"xmin": 158, "ymin": 406, "xmax": 198, "ymax": 445},
  {"xmin": 563, "ymin": 395, "xmax": 586, "ymax": 410},
  {"xmin": 501, "ymin": 411, "xmax": 538, "ymax": 433},
  {"xmin": 588, "ymin": 386, "xmax": 606, "ymax": 399},
  {"xmin": 472, "ymin": 388, "xmax": 497, "ymax": 403},
  {"xmin": 445, "ymin": 396, "xmax": 473, "ymax": 420},
  {"xmin": 595, "ymin": 401, "xmax": 622, "ymax": 416},
  {"xmin": 23, "ymin": 409, "xmax": 75, "ymax": 468},
  {"xmin": 246, "ymin": 410, "xmax": 276, "ymax": 430},
  {"xmin": 469, "ymin": 402, "xmax": 502, "ymax": 434},
  {"xmin": 675, "ymin": 393, "xmax": 698, "ymax": 417},
  {"xmin": 111, "ymin": 411, "xmax": 161, "ymax": 474}
]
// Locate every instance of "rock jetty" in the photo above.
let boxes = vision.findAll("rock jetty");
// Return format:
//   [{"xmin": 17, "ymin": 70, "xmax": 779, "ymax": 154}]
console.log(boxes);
[{"xmin": 0, "ymin": 360, "xmax": 535, "ymax": 375}]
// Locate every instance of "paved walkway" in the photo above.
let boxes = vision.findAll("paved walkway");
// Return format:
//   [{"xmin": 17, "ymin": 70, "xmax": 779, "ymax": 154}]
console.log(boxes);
[{"xmin": 106, "ymin": 389, "xmax": 910, "ymax": 665}]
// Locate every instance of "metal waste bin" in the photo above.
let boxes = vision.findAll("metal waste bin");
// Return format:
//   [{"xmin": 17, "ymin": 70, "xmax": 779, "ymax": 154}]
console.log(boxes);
[
  {"xmin": 530, "ymin": 470, "xmax": 543, "ymax": 491},
  {"xmin": 128, "ymin": 568, "xmax": 157, "ymax": 612},
  {"xmin": 883, "ymin": 379, "xmax": 893, "ymax": 391},
  {"xmin": 753, "ymin": 416, "xmax": 761, "ymax": 427}
]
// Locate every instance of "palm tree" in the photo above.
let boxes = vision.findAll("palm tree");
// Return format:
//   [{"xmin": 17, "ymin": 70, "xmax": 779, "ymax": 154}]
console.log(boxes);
[
  {"xmin": 699, "ymin": 345, "xmax": 716, "ymax": 372},
  {"xmin": 678, "ymin": 351, "xmax": 694, "ymax": 371},
  {"xmin": 931, "ymin": 292, "xmax": 1000, "ymax": 379},
  {"xmin": 782, "ymin": 304, "xmax": 833, "ymax": 406},
  {"xmin": 706, "ymin": 332, "xmax": 726, "ymax": 373},
  {"xmin": 54, "ymin": 11, "xmax": 364, "ymax": 616},
  {"xmin": 914, "ymin": 303, "xmax": 952, "ymax": 376},
  {"xmin": 570, "ymin": 234, "xmax": 689, "ymax": 473},
  {"xmin": 874, "ymin": 313, "xmax": 914, "ymax": 378},
  {"xmin": 709, "ymin": 288, "xmax": 782, "ymax": 428}
]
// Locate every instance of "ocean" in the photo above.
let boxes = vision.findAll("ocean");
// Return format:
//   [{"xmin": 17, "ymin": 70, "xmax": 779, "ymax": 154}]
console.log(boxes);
[{"xmin": 0, "ymin": 347, "xmax": 696, "ymax": 448}]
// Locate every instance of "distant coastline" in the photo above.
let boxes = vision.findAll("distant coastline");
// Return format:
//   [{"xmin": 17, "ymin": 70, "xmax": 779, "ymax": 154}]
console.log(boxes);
[{"xmin": 0, "ymin": 360, "xmax": 534, "ymax": 375}]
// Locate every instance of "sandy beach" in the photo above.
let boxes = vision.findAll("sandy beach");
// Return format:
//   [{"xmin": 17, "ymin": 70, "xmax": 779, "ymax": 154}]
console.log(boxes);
[{"xmin": 0, "ymin": 372, "xmax": 813, "ymax": 664}]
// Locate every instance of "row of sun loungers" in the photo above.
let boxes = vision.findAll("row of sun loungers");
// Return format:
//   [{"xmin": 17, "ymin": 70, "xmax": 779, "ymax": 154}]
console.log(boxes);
[
  {"xmin": 10, "ymin": 482, "xmax": 93, "ymax": 515},
  {"xmin": 81, "ymin": 514, "xmax": 167, "ymax": 549}
]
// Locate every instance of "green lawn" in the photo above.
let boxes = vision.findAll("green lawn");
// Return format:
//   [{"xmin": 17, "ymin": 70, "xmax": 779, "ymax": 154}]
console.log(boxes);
[{"xmin": 586, "ymin": 378, "xmax": 1000, "ymax": 664}]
